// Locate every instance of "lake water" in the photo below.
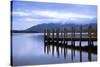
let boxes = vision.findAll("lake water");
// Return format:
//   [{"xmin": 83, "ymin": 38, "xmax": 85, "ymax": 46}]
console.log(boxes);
[{"xmin": 11, "ymin": 33, "xmax": 97, "ymax": 66}]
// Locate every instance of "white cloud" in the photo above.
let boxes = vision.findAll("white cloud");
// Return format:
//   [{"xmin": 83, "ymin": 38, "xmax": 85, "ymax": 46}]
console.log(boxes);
[
  {"xmin": 12, "ymin": 10, "xmax": 95, "ymax": 20},
  {"xmin": 12, "ymin": 11, "xmax": 31, "ymax": 16},
  {"xmin": 31, "ymin": 10, "xmax": 94, "ymax": 19},
  {"xmin": 19, "ymin": 18, "xmax": 62, "ymax": 23}
]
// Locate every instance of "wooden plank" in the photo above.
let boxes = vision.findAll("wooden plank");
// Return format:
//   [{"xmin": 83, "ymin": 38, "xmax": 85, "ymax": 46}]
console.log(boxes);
[{"xmin": 46, "ymin": 37, "xmax": 97, "ymax": 41}]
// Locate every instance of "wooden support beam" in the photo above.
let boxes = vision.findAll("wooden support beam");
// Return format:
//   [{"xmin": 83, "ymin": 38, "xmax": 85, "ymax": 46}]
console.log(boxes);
[
  {"xmin": 80, "ymin": 25, "xmax": 82, "ymax": 62},
  {"xmin": 88, "ymin": 25, "xmax": 92, "ymax": 61}
]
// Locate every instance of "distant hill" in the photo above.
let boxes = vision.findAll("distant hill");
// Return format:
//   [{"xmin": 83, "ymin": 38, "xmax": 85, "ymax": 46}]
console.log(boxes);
[
  {"xmin": 25, "ymin": 23, "xmax": 97, "ymax": 33},
  {"xmin": 12, "ymin": 18, "xmax": 97, "ymax": 33}
]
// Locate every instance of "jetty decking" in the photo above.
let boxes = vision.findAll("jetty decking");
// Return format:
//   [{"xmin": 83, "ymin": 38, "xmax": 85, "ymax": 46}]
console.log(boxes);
[
  {"xmin": 44, "ymin": 25, "xmax": 97, "ymax": 45},
  {"xmin": 44, "ymin": 25, "xmax": 97, "ymax": 41}
]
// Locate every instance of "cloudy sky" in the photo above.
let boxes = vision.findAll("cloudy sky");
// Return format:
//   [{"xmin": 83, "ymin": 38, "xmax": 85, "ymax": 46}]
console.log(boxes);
[{"xmin": 11, "ymin": 1, "xmax": 97, "ymax": 30}]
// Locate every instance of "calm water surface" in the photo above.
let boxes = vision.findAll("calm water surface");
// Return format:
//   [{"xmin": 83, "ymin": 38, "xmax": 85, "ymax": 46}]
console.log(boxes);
[{"xmin": 12, "ymin": 33, "xmax": 97, "ymax": 66}]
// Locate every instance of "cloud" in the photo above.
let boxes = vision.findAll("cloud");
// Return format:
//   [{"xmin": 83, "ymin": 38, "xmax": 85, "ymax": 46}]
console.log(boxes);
[
  {"xmin": 25, "ymin": 18, "xmax": 60, "ymax": 21},
  {"xmin": 18, "ymin": 18, "xmax": 62, "ymax": 23},
  {"xmin": 12, "ymin": 10, "xmax": 96, "ymax": 26},
  {"xmin": 31, "ymin": 10, "xmax": 95, "ymax": 19},
  {"xmin": 12, "ymin": 11, "xmax": 31, "ymax": 16},
  {"xmin": 12, "ymin": 10, "xmax": 95, "ymax": 20}
]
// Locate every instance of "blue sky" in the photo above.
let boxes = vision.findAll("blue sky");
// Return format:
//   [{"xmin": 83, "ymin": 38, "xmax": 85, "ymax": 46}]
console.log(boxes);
[{"xmin": 11, "ymin": 1, "xmax": 97, "ymax": 30}]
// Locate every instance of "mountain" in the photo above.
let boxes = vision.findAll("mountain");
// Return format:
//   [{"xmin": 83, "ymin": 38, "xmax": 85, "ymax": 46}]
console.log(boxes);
[
  {"xmin": 12, "ymin": 18, "xmax": 97, "ymax": 33},
  {"xmin": 25, "ymin": 22, "xmax": 97, "ymax": 33}
]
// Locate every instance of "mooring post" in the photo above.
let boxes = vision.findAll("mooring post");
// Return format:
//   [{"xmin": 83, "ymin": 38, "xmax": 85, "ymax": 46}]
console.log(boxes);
[
  {"xmin": 71, "ymin": 26, "xmax": 74, "ymax": 61},
  {"xmin": 55, "ymin": 29, "xmax": 59, "ymax": 57},
  {"xmin": 57, "ymin": 29, "xmax": 59, "ymax": 44},
  {"xmin": 52, "ymin": 29, "xmax": 54, "ymax": 43},
  {"xmin": 52, "ymin": 29, "xmax": 55, "ymax": 56},
  {"xmin": 66, "ymin": 28, "xmax": 68, "ymax": 46},
  {"xmin": 80, "ymin": 25, "xmax": 82, "ymax": 62},
  {"xmin": 71, "ymin": 27, "xmax": 73, "ymax": 46},
  {"xmin": 44, "ymin": 28, "xmax": 47, "ymax": 53},
  {"xmin": 73, "ymin": 27, "xmax": 75, "ymax": 56},
  {"xmin": 64, "ymin": 28, "xmax": 66, "ymax": 45},
  {"xmin": 63, "ymin": 28, "xmax": 67, "ymax": 59},
  {"xmin": 57, "ymin": 29, "xmax": 60, "ymax": 57},
  {"xmin": 65, "ymin": 28, "xmax": 68, "ymax": 55},
  {"xmin": 59, "ymin": 29, "xmax": 62, "ymax": 53},
  {"xmin": 61, "ymin": 29, "xmax": 63, "ymax": 44},
  {"xmin": 47, "ymin": 29, "xmax": 51, "ymax": 54},
  {"xmin": 88, "ymin": 25, "xmax": 92, "ymax": 61},
  {"xmin": 91, "ymin": 27, "xmax": 94, "ymax": 47},
  {"xmin": 44, "ymin": 29, "xmax": 46, "ymax": 53},
  {"xmin": 46, "ymin": 29, "xmax": 49, "ymax": 54}
]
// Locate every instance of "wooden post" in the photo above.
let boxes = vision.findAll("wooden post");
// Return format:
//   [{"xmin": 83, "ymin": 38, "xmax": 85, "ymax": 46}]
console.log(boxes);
[
  {"xmin": 66, "ymin": 28, "xmax": 68, "ymax": 46},
  {"xmin": 63, "ymin": 28, "xmax": 65, "ymax": 45},
  {"xmin": 55, "ymin": 29, "xmax": 59, "ymax": 57},
  {"xmin": 80, "ymin": 25, "xmax": 82, "ymax": 62},
  {"xmin": 46, "ymin": 28, "xmax": 49, "ymax": 54},
  {"xmin": 52, "ymin": 29, "xmax": 55, "ymax": 56},
  {"xmin": 47, "ymin": 29, "xmax": 50, "ymax": 54},
  {"xmin": 44, "ymin": 28, "xmax": 48, "ymax": 54},
  {"xmin": 49, "ymin": 29, "xmax": 51, "ymax": 53},
  {"xmin": 57, "ymin": 29, "xmax": 60, "ymax": 57},
  {"xmin": 71, "ymin": 26, "xmax": 74, "ymax": 61},
  {"xmin": 88, "ymin": 25, "xmax": 92, "ymax": 61},
  {"xmin": 71, "ymin": 27, "xmax": 73, "ymax": 46},
  {"xmin": 65, "ymin": 28, "xmax": 68, "ymax": 55},
  {"xmin": 52, "ymin": 29, "xmax": 54, "ymax": 43},
  {"xmin": 61, "ymin": 29, "xmax": 63, "ymax": 44},
  {"xmin": 73, "ymin": 27, "xmax": 75, "ymax": 56},
  {"xmin": 63, "ymin": 28, "xmax": 67, "ymax": 59},
  {"xmin": 64, "ymin": 28, "xmax": 67, "ymax": 59},
  {"xmin": 60, "ymin": 29, "xmax": 63, "ymax": 54},
  {"xmin": 91, "ymin": 27, "xmax": 94, "ymax": 47},
  {"xmin": 44, "ymin": 29, "xmax": 46, "ymax": 53},
  {"xmin": 57, "ymin": 29, "xmax": 59, "ymax": 44}
]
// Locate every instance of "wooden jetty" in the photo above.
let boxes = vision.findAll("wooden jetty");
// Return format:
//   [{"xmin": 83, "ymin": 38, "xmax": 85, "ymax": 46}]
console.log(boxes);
[
  {"xmin": 44, "ymin": 25, "xmax": 97, "ymax": 62},
  {"xmin": 44, "ymin": 25, "xmax": 97, "ymax": 44}
]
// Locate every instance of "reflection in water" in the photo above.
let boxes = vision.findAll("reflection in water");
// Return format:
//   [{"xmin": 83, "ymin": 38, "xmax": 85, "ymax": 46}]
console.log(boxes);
[
  {"xmin": 44, "ymin": 27, "xmax": 97, "ymax": 62},
  {"xmin": 12, "ymin": 33, "xmax": 97, "ymax": 66},
  {"xmin": 44, "ymin": 37, "xmax": 96, "ymax": 62}
]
